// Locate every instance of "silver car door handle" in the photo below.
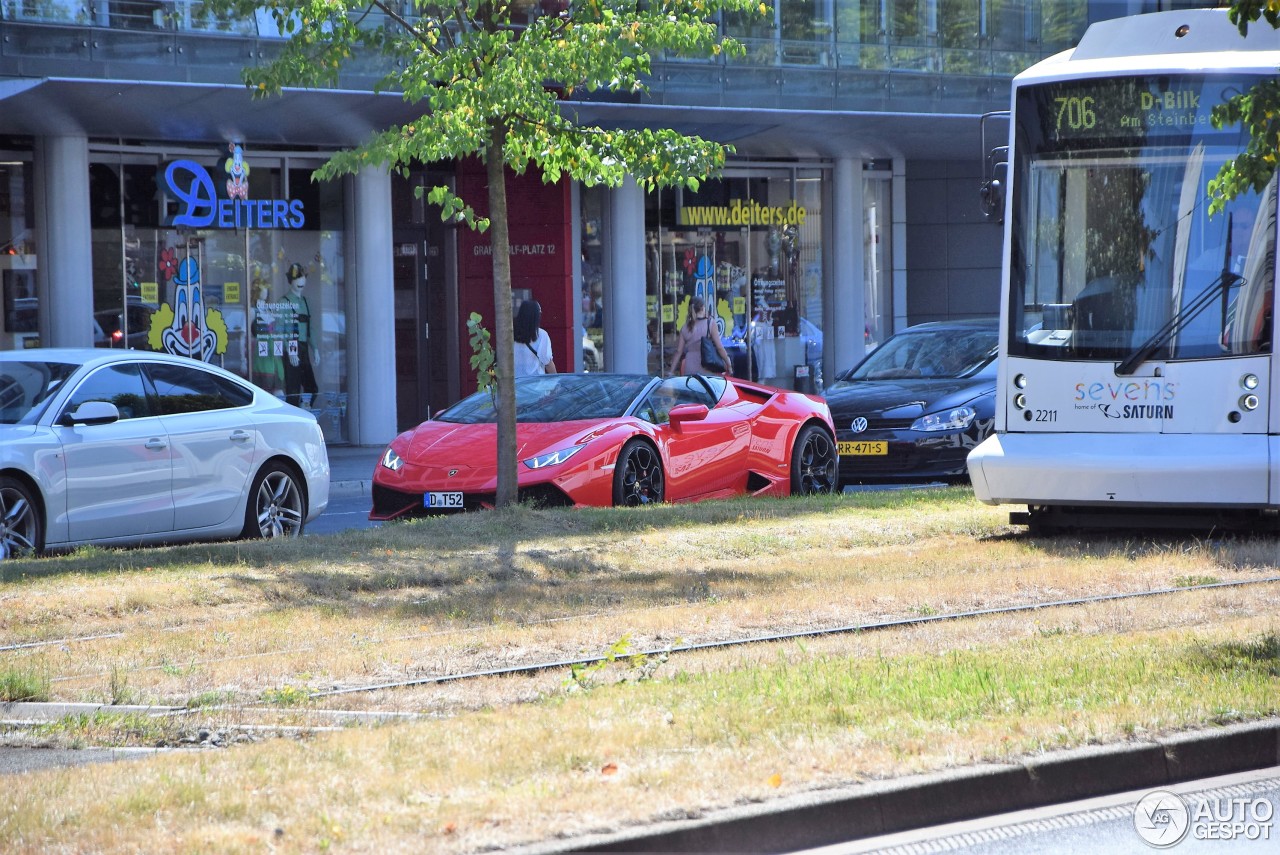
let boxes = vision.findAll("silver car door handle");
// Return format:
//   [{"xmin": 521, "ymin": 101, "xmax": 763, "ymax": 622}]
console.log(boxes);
[
  {"xmin": 145, "ymin": 438, "xmax": 168, "ymax": 451},
  {"xmin": 230, "ymin": 430, "xmax": 252, "ymax": 442}
]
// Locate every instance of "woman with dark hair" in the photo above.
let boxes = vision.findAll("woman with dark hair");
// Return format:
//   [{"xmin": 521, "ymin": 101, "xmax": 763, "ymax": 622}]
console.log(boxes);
[
  {"xmin": 513, "ymin": 299, "xmax": 556, "ymax": 376},
  {"xmin": 669, "ymin": 295, "xmax": 731, "ymax": 376}
]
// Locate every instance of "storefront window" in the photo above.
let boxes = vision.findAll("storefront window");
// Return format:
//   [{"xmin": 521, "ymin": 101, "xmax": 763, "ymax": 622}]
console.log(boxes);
[
  {"xmin": 0, "ymin": 151, "xmax": 37, "ymax": 351},
  {"xmin": 580, "ymin": 186, "xmax": 605, "ymax": 372},
  {"xmin": 645, "ymin": 165, "xmax": 827, "ymax": 391},
  {"xmin": 89, "ymin": 146, "xmax": 349, "ymax": 443}
]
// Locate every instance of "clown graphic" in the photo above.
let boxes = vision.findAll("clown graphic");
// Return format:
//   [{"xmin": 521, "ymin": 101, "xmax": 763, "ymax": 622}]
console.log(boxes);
[
  {"xmin": 155, "ymin": 257, "xmax": 222, "ymax": 362},
  {"xmin": 225, "ymin": 142, "xmax": 250, "ymax": 201}
]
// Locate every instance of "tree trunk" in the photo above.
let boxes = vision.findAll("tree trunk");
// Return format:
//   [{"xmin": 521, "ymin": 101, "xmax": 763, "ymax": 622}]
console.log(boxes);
[{"xmin": 486, "ymin": 123, "xmax": 518, "ymax": 508}]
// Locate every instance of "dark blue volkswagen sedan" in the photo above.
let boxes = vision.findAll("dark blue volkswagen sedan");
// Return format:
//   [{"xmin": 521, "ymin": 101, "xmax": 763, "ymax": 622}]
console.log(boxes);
[{"xmin": 824, "ymin": 319, "xmax": 998, "ymax": 485}]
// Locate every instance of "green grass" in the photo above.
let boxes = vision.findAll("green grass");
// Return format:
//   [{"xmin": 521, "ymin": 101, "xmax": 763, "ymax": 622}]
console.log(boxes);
[
  {"xmin": 2, "ymin": 622, "xmax": 1275, "ymax": 854},
  {"xmin": 1, "ymin": 488, "xmax": 1278, "ymax": 852},
  {"xmin": 0, "ymin": 668, "xmax": 50, "ymax": 702}
]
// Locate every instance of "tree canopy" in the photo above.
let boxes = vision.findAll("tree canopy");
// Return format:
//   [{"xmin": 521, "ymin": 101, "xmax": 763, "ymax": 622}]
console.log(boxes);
[
  {"xmin": 219, "ymin": 0, "xmax": 763, "ymax": 506},
  {"xmin": 233, "ymin": 0, "xmax": 760, "ymax": 223},
  {"xmin": 1208, "ymin": 1, "xmax": 1280, "ymax": 212}
]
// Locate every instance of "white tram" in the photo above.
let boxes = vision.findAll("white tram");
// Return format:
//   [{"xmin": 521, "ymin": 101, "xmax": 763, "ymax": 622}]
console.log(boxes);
[{"xmin": 967, "ymin": 9, "xmax": 1280, "ymax": 529}]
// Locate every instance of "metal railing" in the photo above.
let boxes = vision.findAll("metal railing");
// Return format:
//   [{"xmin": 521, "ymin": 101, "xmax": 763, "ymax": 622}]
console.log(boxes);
[
  {"xmin": 1, "ymin": 1, "xmax": 285, "ymax": 35},
  {"xmin": 2, "ymin": 4, "xmax": 1058, "ymax": 79}
]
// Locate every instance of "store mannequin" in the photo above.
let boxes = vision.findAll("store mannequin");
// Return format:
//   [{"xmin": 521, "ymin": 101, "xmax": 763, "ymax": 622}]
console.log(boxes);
[{"xmin": 282, "ymin": 262, "xmax": 318, "ymax": 407}]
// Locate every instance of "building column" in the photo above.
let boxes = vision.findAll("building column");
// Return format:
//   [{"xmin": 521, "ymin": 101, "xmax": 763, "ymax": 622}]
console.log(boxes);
[
  {"xmin": 34, "ymin": 135, "xmax": 93, "ymax": 347},
  {"xmin": 348, "ymin": 166, "xmax": 397, "ymax": 446},
  {"xmin": 831, "ymin": 158, "xmax": 864, "ymax": 379},
  {"xmin": 892, "ymin": 158, "xmax": 908, "ymax": 331},
  {"xmin": 605, "ymin": 176, "xmax": 646, "ymax": 373}
]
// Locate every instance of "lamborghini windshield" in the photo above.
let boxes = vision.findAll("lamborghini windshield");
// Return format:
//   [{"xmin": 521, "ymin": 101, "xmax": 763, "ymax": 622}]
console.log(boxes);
[
  {"xmin": 437, "ymin": 374, "xmax": 655, "ymax": 424},
  {"xmin": 1009, "ymin": 74, "xmax": 1277, "ymax": 363}
]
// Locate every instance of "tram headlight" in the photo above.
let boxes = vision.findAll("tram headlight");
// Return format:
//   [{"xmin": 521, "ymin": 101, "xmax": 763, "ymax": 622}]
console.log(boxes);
[
  {"xmin": 1013, "ymin": 393, "xmax": 1028, "ymax": 410},
  {"xmin": 1240, "ymin": 394, "xmax": 1260, "ymax": 412},
  {"xmin": 1013, "ymin": 374, "xmax": 1028, "ymax": 389},
  {"xmin": 1241, "ymin": 373, "xmax": 1260, "ymax": 391}
]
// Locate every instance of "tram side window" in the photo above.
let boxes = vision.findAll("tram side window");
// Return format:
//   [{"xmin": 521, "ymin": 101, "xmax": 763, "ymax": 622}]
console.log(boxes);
[{"xmin": 1224, "ymin": 178, "xmax": 1278, "ymax": 356}]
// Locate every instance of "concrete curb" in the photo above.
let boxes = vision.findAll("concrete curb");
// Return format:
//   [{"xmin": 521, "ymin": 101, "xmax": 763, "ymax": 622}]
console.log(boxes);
[
  {"xmin": 328, "ymin": 479, "xmax": 370, "ymax": 500},
  {"xmin": 0, "ymin": 701, "xmax": 186, "ymax": 720},
  {"xmin": 520, "ymin": 719, "xmax": 1280, "ymax": 854}
]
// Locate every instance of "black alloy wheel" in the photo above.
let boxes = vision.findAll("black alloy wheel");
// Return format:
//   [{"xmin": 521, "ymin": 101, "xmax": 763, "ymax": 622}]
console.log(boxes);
[
  {"xmin": 790, "ymin": 424, "xmax": 839, "ymax": 495},
  {"xmin": 613, "ymin": 440, "xmax": 665, "ymax": 506}
]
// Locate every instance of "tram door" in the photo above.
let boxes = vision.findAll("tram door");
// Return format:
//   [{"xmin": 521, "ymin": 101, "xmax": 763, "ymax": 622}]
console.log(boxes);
[{"xmin": 392, "ymin": 170, "xmax": 458, "ymax": 431}]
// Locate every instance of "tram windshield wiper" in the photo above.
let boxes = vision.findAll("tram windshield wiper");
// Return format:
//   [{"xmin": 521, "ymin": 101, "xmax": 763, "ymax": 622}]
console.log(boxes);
[{"xmin": 1114, "ymin": 270, "xmax": 1243, "ymax": 376}]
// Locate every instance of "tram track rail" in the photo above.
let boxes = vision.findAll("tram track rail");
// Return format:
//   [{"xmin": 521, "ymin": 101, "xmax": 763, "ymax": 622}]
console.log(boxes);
[
  {"xmin": 6, "ymin": 575, "xmax": 1278, "ymax": 708},
  {"xmin": 0, "ymin": 633, "xmax": 123, "ymax": 652},
  {"xmin": 308, "ymin": 574, "xmax": 1280, "ymax": 699},
  {"xmin": 0, "ymin": 574, "xmax": 1276, "ymax": 755}
]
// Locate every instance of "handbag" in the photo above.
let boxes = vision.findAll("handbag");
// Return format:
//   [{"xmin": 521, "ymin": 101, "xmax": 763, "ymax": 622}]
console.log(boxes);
[{"xmin": 700, "ymin": 319, "xmax": 727, "ymax": 373}]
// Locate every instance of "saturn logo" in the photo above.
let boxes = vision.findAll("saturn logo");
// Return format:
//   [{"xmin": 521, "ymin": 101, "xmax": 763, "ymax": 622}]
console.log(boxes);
[{"xmin": 851, "ymin": 417, "xmax": 869, "ymax": 433}]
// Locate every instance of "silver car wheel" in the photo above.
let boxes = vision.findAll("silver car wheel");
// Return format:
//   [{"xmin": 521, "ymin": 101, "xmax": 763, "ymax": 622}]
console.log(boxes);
[
  {"xmin": 0, "ymin": 480, "xmax": 41, "ymax": 560},
  {"xmin": 251, "ymin": 466, "xmax": 305, "ymax": 539}
]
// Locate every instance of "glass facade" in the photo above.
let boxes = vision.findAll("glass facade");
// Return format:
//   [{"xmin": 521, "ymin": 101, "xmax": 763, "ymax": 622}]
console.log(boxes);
[
  {"xmin": 87, "ymin": 147, "xmax": 349, "ymax": 443},
  {"xmin": 0, "ymin": 148, "xmax": 36, "ymax": 351},
  {"xmin": 2, "ymin": 0, "xmax": 1111, "ymax": 422},
  {"xmin": 718, "ymin": 0, "xmax": 1086, "ymax": 73},
  {"xmin": 580, "ymin": 164, "xmax": 895, "ymax": 388},
  {"xmin": 3, "ymin": 1, "xmax": 1087, "ymax": 81},
  {"xmin": 580, "ymin": 186, "xmax": 606, "ymax": 372}
]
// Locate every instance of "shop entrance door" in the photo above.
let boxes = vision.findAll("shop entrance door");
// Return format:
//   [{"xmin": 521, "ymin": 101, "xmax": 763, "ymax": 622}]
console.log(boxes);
[
  {"xmin": 392, "ymin": 236, "xmax": 427, "ymax": 428},
  {"xmin": 392, "ymin": 169, "xmax": 458, "ymax": 431}
]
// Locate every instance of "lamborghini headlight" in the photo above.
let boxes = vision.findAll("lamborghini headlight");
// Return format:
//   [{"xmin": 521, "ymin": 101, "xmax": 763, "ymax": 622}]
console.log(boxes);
[
  {"xmin": 522, "ymin": 444, "xmax": 586, "ymax": 470},
  {"xmin": 912, "ymin": 406, "xmax": 977, "ymax": 432},
  {"xmin": 381, "ymin": 447, "xmax": 404, "ymax": 471}
]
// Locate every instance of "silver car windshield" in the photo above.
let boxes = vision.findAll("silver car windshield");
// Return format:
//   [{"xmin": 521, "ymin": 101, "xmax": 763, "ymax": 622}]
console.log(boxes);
[{"xmin": 0, "ymin": 361, "xmax": 78, "ymax": 425}]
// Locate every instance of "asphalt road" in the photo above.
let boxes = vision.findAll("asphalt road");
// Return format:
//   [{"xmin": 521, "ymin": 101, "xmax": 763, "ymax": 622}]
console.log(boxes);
[
  {"xmin": 305, "ymin": 491, "xmax": 380, "ymax": 535},
  {"xmin": 0, "ymin": 747, "xmax": 163, "ymax": 775}
]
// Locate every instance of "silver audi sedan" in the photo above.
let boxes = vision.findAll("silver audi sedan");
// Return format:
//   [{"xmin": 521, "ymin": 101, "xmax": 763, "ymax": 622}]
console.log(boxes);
[{"xmin": 0, "ymin": 349, "xmax": 330, "ymax": 559}]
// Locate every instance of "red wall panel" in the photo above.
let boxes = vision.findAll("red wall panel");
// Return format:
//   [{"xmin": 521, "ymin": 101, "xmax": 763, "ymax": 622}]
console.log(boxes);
[{"xmin": 456, "ymin": 160, "xmax": 574, "ymax": 387}]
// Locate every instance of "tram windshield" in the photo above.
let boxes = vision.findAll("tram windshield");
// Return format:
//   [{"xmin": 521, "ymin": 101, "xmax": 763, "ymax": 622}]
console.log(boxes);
[{"xmin": 1009, "ymin": 74, "xmax": 1278, "ymax": 365}]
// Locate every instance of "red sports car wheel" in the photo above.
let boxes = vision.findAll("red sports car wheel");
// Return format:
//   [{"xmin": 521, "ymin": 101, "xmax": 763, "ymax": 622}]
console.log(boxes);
[
  {"xmin": 791, "ymin": 424, "xmax": 839, "ymax": 495},
  {"xmin": 613, "ymin": 441, "xmax": 665, "ymax": 506}
]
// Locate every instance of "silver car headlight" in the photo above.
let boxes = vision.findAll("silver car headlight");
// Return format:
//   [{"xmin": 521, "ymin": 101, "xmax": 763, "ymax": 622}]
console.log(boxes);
[
  {"xmin": 912, "ymin": 406, "xmax": 977, "ymax": 432},
  {"xmin": 522, "ymin": 444, "xmax": 586, "ymax": 470},
  {"xmin": 381, "ymin": 447, "xmax": 404, "ymax": 471}
]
